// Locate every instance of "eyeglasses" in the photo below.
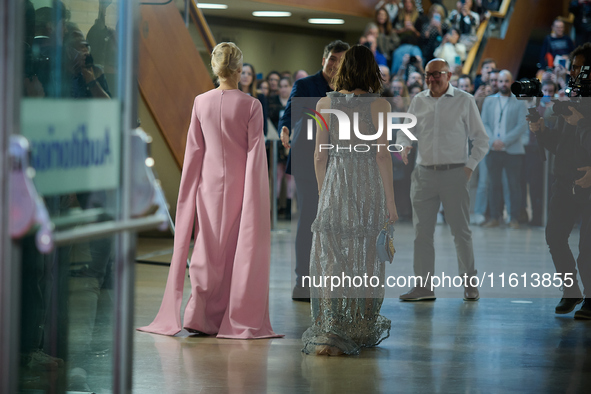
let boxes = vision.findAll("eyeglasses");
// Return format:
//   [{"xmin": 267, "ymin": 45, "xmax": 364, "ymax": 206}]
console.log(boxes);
[{"xmin": 424, "ymin": 71, "xmax": 449, "ymax": 80}]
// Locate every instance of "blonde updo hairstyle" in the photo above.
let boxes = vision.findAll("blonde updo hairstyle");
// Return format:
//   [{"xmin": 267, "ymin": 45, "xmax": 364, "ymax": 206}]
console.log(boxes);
[{"xmin": 211, "ymin": 42, "xmax": 243, "ymax": 82}]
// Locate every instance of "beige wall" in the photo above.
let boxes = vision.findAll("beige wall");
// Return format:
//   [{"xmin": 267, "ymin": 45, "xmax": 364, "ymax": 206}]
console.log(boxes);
[{"xmin": 208, "ymin": 23, "xmax": 354, "ymax": 77}]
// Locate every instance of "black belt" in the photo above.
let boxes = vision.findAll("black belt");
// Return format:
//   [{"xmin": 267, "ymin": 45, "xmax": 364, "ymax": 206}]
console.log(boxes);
[{"xmin": 420, "ymin": 163, "xmax": 465, "ymax": 171}]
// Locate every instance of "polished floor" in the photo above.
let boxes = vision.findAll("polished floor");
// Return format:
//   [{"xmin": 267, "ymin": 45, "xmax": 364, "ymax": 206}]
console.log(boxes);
[{"xmin": 132, "ymin": 221, "xmax": 591, "ymax": 394}]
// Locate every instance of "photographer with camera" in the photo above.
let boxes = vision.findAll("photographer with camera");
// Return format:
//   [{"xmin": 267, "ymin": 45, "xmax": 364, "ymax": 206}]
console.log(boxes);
[
  {"xmin": 390, "ymin": 0, "xmax": 425, "ymax": 77},
  {"xmin": 446, "ymin": 0, "xmax": 480, "ymax": 50},
  {"xmin": 527, "ymin": 43, "xmax": 591, "ymax": 319},
  {"xmin": 64, "ymin": 24, "xmax": 110, "ymax": 99}
]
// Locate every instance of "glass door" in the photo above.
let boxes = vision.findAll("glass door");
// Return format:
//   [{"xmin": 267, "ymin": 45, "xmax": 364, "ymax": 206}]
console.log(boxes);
[{"xmin": 1, "ymin": 0, "xmax": 164, "ymax": 392}]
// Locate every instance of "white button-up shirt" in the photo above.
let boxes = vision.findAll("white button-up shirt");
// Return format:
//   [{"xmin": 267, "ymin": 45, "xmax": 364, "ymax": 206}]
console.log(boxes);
[{"xmin": 396, "ymin": 83, "xmax": 489, "ymax": 170}]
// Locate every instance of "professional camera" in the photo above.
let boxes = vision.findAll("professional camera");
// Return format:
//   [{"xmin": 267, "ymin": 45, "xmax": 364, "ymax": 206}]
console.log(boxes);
[
  {"xmin": 526, "ymin": 107, "xmax": 541, "ymax": 123},
  {"xmin": 24, "ymin": 48, "xmax": 52, "ymax": 88},
  {"xmin": 24, "ymin": 38, "xmax": 51, "ymax": 81},
  {"xmin": 85, "ymin": 53, "xmax": 95, "ymax": 68},
  {"xmin": 567, "ymin": 65, "xmax": 591, "ymax": 97},
  {"xmin": 551, "ymin": 65, "xmax": 591, "ymax": 116},
  {"xmin": 511, "ymin": 78, "xmax": 542, "ymax": 97}
]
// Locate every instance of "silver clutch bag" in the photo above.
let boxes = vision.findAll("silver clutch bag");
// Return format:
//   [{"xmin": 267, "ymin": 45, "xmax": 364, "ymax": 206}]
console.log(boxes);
[{"xmin": 376, "ymin": 222, "xmax": 396, "ymax": 263}]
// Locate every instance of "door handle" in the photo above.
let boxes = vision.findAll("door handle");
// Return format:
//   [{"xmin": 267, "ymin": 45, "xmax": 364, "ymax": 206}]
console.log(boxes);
[{"xmin": 9, "ymin": 135, "xmax": 54, "ymax": 253}]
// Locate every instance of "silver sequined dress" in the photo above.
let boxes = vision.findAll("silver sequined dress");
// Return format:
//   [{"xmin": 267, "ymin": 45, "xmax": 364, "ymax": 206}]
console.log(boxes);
[{"xmin": 301, "ymin": 92, "xmax": 392, "ymax": 355}]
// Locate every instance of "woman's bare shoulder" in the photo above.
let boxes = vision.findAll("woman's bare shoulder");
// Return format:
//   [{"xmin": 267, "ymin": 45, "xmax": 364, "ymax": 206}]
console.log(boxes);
[
  {"xmin": 372, "ymin": 97, "xmax": 392, "ymax": 112},
  {"xmin": 316, "ymin": 96, "xmax": 331, "ymax": 110}
]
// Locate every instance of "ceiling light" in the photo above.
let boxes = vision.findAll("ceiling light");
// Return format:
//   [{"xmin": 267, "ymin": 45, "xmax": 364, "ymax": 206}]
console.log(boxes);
[
  {"xmin": 252, "ymin": 11, "xmax": 292, "ymax": 17},
  {"xmin": 308, "ymin": 18, "xmax": 345, "ymax": 25},
  {"xmin": 197, "ymin": 3, "xmax": 228, "ymax": 9}
]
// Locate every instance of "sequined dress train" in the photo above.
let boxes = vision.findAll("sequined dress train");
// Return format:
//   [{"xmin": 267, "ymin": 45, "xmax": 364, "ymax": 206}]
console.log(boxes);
[{"xmin": 301, "ymin": 93, "xmax": 391, "ymax": 355}]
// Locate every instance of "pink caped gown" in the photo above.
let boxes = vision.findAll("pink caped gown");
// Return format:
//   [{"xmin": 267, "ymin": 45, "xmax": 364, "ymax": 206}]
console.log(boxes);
[{"xmin": 138, "ymin": 89, "xmax": 282, "ymax": 339}]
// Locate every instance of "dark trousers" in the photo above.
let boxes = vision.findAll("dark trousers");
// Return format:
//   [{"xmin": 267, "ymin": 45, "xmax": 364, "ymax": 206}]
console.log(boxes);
[
  {"xmin": 525, "ymin": 145, "xmax": 544, "ymax": 225},
  {"xmin": 546, "ymin": 179, "xmax": 591, "ymax": 297},
  {"xmin": 487, "ymin": 151, "xmax": 523, "ymax": 221},
  {"xmin": 294, "ymin": 176, "xmax": 318, "ymax": 289},
  {"xmin": 20, "ymin": 235, "xmax": 45, "ymax": 356}
]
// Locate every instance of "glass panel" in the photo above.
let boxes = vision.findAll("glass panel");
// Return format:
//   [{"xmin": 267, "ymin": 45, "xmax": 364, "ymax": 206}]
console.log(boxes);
[{"xmin": 19, "ymin": 1, "xmax": 121, "ymax": 392}]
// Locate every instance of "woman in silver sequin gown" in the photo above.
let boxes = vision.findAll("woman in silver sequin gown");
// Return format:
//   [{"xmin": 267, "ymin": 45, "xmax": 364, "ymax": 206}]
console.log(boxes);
[{"xmin": 302, "ymin": 45, "xmax": 399, "ymax": 356}]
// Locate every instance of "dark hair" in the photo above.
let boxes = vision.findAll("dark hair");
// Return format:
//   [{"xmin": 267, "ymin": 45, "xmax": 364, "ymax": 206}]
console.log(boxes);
[
  {"xmin": 375, "ymin": 6, "xmax": 393, "ymax": 35},
  {"xmin": 239, "ymin": 63, "xmax": 258, "ymax": 98},
  {"xmin": 570, "ymin": 42, "xmax": 591, "ymax": 64},
  {"xmin": 481, "ymin": 58, "xmax": 496, "ymax": 68},
  {"xmin": 323, "ymin": 40, "xmax": 350, "ymax": 59},
  {"xmin": 408, "ymin": 82, "xmax": 423, "ymax": 92},
  {"xmin": 333, "ymin": 45, "xmax": 383, "ymax": 93},
  {"xmin": 489, "ymin": 68, "xmax": 500, "ymax": 75},
  {"xmin": 458, "ymin": 74, "xmax": 473, "ymax": 84},
  {"xmin": 25, "ymin": 0, "xmax": 35, "ymax": 45},
  {"xmin": 279, "ymin": 76, "xmax": 292, "ymax": 86},
  {"xmin": 542, "ymin": 80, "xmax": 558, "ymax": 92},
  {"xmin": 266, "ymin": 71, "xmax": 281, "ymax": 81},
  {"xmin": 256, "ymin": 79, "xmax": 268, "ymax": 89},
  {"xmin": 35, "ymin": 3, "xmax": 70, "ymax": 36}
]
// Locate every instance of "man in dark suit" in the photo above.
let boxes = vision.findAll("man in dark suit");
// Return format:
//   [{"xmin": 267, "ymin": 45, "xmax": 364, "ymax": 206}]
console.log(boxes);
[{"xmin": 279, "ymin": 40, "xmax": 349, "ymax": 301}]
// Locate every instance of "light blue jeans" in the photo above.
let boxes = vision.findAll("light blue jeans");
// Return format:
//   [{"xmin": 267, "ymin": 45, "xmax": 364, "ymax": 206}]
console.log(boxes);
[
  {"xmin": 474, "ymin": 158, "xmax": 511, "ymax": 217},
  {"xmin": 390, "ymin": 44, "xmax": 423, "ymax": 77}
]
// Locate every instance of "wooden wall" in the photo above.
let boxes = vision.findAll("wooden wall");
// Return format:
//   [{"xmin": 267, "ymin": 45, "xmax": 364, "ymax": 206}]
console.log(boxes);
[
  {"xmin": 138, "ymin": 3, "xmax": 214, "ymax": 169},
  {"xmin": 475, "ymin": 0, "xmax": 569, "ymax": 75}
]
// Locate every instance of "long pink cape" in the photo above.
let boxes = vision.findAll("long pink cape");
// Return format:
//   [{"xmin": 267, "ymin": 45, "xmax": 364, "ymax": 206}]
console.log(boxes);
[{"xmin": 138, "ymin": 90, "xmax": 282, "ymax": 339}]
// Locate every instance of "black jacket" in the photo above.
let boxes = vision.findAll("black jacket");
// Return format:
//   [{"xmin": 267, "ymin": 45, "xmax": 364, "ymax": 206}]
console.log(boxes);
[
  {"xmin": 537, "ymin": 116, "xmax": 591, "ymax": 182},
  {"xmin": 278, "ymin": 70, "xmax": 331, "ymax": 177}
]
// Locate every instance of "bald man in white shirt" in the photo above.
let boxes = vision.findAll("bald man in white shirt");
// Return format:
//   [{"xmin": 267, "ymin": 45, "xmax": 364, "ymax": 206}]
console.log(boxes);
[{"xmin": 396, "ymin": 58, "xmax": 489, "ymax": 301}]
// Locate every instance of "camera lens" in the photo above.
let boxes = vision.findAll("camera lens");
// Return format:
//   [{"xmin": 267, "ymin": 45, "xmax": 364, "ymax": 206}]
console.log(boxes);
[{"xmin": 511, "ymin": 78, "xmax": 542, "ymax": 96}]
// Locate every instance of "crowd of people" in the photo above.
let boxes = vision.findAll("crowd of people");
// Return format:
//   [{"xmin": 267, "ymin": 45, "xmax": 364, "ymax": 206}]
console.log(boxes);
[
  {"xmin": 156, "ymin": 35, "xmax": 591, "ymax": 359},
  {"xmin": 20, "ymin": 0, "xmax": 591, "ymax": 378},
  {"xmin": 229, "ymin": 0, "xmax": 502, "ymax": 222},
  {"xmin": 363, "ymin": 0, "xmax": 492, "ymax": 84},
  {"xmin": 157, "ymin": 4, "xmax": 591, "ymax": 357}
]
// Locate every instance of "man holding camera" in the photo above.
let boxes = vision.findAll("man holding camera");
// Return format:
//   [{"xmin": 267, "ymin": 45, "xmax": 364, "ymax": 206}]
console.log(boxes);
[{"xmin": 528, "ymin": 43, "xmax": 591, "ymax": 319}]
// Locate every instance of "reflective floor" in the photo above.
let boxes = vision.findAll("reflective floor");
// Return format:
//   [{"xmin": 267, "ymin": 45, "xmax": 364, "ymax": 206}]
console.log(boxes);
[{"xmin": 133, "ymin": 222, "xmax": 591, "ymax": 394}]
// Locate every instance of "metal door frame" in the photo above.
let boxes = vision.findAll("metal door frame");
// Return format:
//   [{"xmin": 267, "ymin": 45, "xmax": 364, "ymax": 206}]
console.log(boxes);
[
  {"xmin": 0, "ymin": 1, "xmax": 154, "ymax": 392},
  {"xmin": 0, "ymin": 0, "xmax": 23, "ymax": 393}
]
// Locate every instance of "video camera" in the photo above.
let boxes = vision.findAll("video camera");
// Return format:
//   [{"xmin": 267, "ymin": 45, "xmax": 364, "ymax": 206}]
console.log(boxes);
[
  {"xmin": 514, "ymin": 66, "xmax": 591, "ymax": 119},
  {"xmin": 511, "ymin": 78, "xmax": 542, "ymax": 97},
  {"xmin": 567, "ymin": 65, "xmax": 591, "ymax": 97},
  {"xmin": 551, "ymin": 65, "xmax": 591, "ymax": 116},
  {"xmin": 24, "ymin": 43, "xmax": 51, "ymax": 79}
]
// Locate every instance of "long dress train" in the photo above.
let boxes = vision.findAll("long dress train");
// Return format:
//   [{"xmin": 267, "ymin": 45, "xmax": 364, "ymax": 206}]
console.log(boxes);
[
  {"xmin": 301, "ymin": 93, "xmax": 391, "ymax": 355},
  {"xmin": 138, "ymin": 90, "xmax": 282, "ymax": 339}
]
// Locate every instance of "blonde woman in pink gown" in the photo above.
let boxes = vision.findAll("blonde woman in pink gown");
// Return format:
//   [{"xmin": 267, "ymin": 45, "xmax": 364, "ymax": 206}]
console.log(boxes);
[{"xmin": 138, "ymin": 42, "xmax": 282, "ymax": 339}]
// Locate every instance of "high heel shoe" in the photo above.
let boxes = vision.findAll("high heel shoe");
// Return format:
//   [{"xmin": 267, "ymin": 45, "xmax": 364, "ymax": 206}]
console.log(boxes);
[{"xmin": 185, "ymin": 327, "xmax": 210, "ymax": 335}]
